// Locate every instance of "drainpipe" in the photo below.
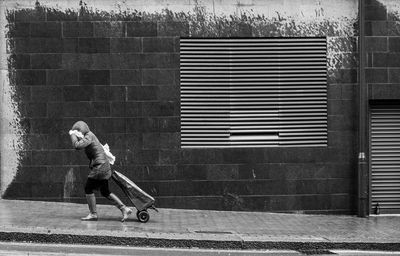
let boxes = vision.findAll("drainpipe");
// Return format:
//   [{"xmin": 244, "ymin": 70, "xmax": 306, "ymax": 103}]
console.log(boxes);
[{"xmin": 357, "ymin": 0, "xmax": 368, "ymax": 217}]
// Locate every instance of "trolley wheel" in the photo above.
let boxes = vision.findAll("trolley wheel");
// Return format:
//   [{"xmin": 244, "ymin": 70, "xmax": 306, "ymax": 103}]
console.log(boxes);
[{"xmin": 137, "ymin": 210, "xmax": 150, "ymax": 223}]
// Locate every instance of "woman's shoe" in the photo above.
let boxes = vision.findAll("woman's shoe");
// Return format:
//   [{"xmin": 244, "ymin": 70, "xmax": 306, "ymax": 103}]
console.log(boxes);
[
  {"xmin": 120, "ymin": 206, "xmax": 133, "ymax": 222},
  {"xmin": 81, "ymin": 213, "xmax": 98, "ymax": 221}
]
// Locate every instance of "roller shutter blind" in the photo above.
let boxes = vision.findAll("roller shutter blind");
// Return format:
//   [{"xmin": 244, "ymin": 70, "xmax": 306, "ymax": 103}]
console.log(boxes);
[
  {"xmin": 371, "ymin": 108, "xmax": 400, "ymax": 214},
  {"xmin": 180, "ymin": 38, "xmax": 327, "ymax": 148}
]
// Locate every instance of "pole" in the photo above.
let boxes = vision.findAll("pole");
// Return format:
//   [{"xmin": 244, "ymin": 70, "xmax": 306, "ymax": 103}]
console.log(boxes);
[{"xmin": 357, "ymin": 0, "xmax": 368, "ymax": 217}]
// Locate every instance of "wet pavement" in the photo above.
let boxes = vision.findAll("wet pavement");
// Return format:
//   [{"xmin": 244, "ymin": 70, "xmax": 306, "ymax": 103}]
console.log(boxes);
[{"xmin": 0, "ymin": 199, "xmax": 399, "ymax": 251}]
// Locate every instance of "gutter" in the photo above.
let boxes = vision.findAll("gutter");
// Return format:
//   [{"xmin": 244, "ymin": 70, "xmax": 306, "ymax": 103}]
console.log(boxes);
[{"xmin": 357, "ymin": 0, "xmax": 369, "ymax": 217}]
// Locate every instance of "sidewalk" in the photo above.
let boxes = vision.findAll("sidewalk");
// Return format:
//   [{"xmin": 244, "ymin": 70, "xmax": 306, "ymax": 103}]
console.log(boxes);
[{"xmin": 0, "ymin": 199, "xmax": 399, "ymax": 251}]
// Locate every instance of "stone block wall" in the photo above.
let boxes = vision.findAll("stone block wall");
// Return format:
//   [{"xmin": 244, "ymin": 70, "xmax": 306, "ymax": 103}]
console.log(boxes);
[
  {"xmin": 366, "ymin": 0, "xmax": 400, "ymax": 100},
  {"xmin": 1, "ymin": 0, "xmax": 360, "ymax": 213}
]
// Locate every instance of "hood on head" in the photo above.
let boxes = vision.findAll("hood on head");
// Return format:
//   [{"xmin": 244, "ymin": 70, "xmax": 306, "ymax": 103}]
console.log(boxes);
[{"xmin": 71, "ymin": 121, "xmax": 90, "ymax": 134}]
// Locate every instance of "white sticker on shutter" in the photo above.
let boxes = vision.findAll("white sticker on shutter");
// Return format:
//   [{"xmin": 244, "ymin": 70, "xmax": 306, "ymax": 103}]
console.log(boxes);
[{"xmin": 180, "ymin": 38, "xmax": 327, "ymax": 148}]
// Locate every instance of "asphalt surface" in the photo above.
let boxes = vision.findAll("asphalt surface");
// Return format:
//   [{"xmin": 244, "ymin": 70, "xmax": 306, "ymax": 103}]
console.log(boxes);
[
  {"xmin": 0, "ymin": 200, "xmax": 400, "ymax": 251},
  {"xmin": 1, "ymin": 242, "xmax": 400, "ymax": 256},
  {"xmin": 0, "ymin": 242, "xmax": 301, "ymax": 256}
]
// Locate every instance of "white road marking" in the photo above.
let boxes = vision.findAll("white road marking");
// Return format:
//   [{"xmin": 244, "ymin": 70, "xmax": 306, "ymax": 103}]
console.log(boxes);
[
  {"xmin": 332, "ymin": 250, "xmax": 400, "ymax": 255},
  {"xmin": 0, "ymin": 242, "xmax": 300, "ymax": 255}
]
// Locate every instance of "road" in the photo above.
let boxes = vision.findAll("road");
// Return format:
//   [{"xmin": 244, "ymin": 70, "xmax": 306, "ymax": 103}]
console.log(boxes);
[{"xmin": 1, "ymin": 242, "xmax": 400, "ymax": 256}]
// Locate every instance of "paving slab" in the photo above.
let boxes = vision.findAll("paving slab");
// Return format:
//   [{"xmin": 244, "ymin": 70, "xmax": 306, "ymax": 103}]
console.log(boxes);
[{"xmin": 0, "ymin": 199, "xmax": 399, "ymax": 251}]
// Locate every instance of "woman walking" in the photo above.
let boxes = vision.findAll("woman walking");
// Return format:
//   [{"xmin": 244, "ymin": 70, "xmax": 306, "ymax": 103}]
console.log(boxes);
[{"xmin": 69, "ymin": 120, "xmax": 132, "ymax": 222}]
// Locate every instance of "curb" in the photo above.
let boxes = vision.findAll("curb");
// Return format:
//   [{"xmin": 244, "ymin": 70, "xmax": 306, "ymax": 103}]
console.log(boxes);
[{"xmin": 0, "ymin": 231, "xmax": 399, "ymax": 251}]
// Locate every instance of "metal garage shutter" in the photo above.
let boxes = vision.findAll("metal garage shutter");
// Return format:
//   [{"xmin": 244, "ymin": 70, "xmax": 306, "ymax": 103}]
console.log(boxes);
[
  {"xmin": 371, "ymin": 108, "xmax": 400, "ymax": 214},
  {"xmin": 180, "ymin": 38, "xmax": 327, "ymax": 148}
]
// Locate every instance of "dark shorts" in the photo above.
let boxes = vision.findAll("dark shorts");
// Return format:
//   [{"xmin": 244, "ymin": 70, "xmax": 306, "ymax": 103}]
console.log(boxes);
[{"xmin": 84, "ymin": 178, "xmax": 111, "ymax": 198}]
